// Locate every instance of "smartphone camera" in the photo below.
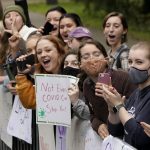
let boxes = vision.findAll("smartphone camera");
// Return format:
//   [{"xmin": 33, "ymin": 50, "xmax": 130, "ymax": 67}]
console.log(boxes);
[
  {"xmin": 16, "ymin": 54, "xmax": 35, "ymax": 71},
  {"xmin": 98, "ymin": 73, "xmax": 111, "ymax": 85},
  {"xmin": 42, "ymin": 22, "xmax": 54, "ymax": 35}
]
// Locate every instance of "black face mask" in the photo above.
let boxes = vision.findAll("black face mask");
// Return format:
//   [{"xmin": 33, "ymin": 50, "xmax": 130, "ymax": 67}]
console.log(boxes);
[{"xmin": 62, "ymin": 66, "xmax": 80, "ymax": 77}]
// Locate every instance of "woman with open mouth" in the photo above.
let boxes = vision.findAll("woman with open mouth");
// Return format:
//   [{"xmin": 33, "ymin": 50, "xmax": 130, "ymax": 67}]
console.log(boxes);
[
  {"xmin": 103, "ymin": 12, "xmax": 129, "ymax": 71},
  {"xmin": 15, "ymin": 35, "xmax": 66, "ymax": 108},
  {"xmin": 58, "ymin": 13, "xmax": 83, "ymax": 47},
  {"xmin": 45, "ymin": 6, "xmax": 67, "ymax": 36}
]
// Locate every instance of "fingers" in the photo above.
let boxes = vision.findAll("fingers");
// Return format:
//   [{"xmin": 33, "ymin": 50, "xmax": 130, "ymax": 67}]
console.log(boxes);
[
  {"xmin": 68, "ymin": 83, "xmax": 78, "ymax": 95},
  {"xmin": 122, "ymin": 96, "xmax": 126, "ymax": 101},
  {"xmin": 36, "ymin": 27, "xmax": 44, "ymax": 35},
  {"xmin": 9, "ymin": 34, "xmax": 20, "ymax": 44},
  {"xmin": 141, "ymin": 122, "xmax": 150, "ymax": 137},
  {"xmin": 141, "ymin": 122, "xmax": 150, "ymax": 128},
  {"xmin": 16, "ymin": 54, "xmax": 28, "ymax": 61},
  {"xmin": 4, "ymin": 29, "xmax": 13, "ymax": 34},
  {"xmin": 98, "ymin": 124, "xmax": 109, "ymax": 139},
  {"xmin": 6, "ymin": 81, "xmax": 17, "ymax": 95},
  {"xmin": 11, "ymin": 17, "xmax": 19, "ymax": 34},
  {"xmin": 102, "ymin": 85, "xmax": 114, "ymax": 96},
  {"xmin": 68, "ymin": 83, "xmax": 79, "ymax": 104},
  {"xmin": 95, "ymin": 82, "xmax": 104, "ymax": 97}
]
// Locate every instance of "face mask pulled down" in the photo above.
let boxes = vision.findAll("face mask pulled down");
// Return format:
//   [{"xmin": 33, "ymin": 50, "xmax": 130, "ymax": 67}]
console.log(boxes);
[
  {"xmin": 80, "ymin": 58, "xmax": 108, "ymax": 77},
  {"xmin": 62, "ymin": 66, "xmax": 80, "ymax": 77}
]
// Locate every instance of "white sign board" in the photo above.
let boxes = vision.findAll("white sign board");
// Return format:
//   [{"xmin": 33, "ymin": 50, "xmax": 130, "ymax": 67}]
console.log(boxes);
[
  {"xmin": 7, "ymin": 95, "xmax": 32, "ymax": 144},
  {"xmin": 85, "ymin": 124, "xmax": 103, "ymax": 150},
  {"xmin": 35, "ymin": 74, "xmax": 72, "ymax": 127},
  {"xmin": 102, "ymin": 135, "xmax": 137, "ymax": 150}
]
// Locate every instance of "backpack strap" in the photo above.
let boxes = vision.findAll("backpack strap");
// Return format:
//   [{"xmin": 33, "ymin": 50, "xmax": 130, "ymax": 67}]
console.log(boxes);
[{"xmin": 110, "ymin": 44, "xmax": 129, "ymax": 69}]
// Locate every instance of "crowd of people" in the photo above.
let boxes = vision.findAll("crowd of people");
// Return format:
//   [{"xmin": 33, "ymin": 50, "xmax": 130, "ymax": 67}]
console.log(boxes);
[{"xmin": 0, "ymin": 0, "xmax": 150, "ymax": 150}]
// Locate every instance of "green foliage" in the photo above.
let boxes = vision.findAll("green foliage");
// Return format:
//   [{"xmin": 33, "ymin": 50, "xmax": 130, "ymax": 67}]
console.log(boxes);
[
  {"xmin": 28, "ymin": 1, "xmax": 105, "ymax": 28},
  {"xmin": 28, "ymin": 1, "xmax": 150, "ymax": 41}
]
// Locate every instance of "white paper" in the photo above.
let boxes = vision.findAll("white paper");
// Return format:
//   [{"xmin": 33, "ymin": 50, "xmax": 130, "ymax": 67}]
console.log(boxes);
[
  {"xmin": 38, "ymin": 124, "xmax": 55, "ymax": 150},
  {"xmin": 35, "ymin": 74, "xmax": 71, "ymax": 127},
  {"xmin": 101, "ymin": 135, "xmax": 114, "ymax": 150},
  {"xmin": 84, "ymin": 122, "xmax": 103, "ymax": 150},
  {"xmin": 67, "ymin": 76, "xmax": 79, "ymax": 85},
  {"xmin": 102, "ymin": 135, "xmax": 137, "ymax": 150},
  {"xmin": 7, "ymin": 95, "xmax": 32, "ymax": 144},
  {"xmin": 0, "ymin": 83, "xmax": 12, "ymax": 148}
]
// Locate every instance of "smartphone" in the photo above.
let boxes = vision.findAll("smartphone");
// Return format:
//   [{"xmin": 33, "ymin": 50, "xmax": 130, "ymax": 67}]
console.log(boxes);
[
  {"xmin": 16, "ymin": 54, "xmax": 35, "ymax": 71},
  {"xmin": 42, "ymin": 22, "xmax": 53, "ymax": 35},
  {"xmin": 98, "ymin": 73, "xmax": 111, "ymax": 85}
]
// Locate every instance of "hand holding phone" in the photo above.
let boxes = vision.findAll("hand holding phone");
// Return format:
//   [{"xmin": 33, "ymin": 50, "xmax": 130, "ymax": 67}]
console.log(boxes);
[
  {"xmin": 16, "ymin": 54, "xmax": 35, "ymax": 72},
  {"xmin": 42, "ymin": 22, "xmax": 53, "ymax": 35},
  {"xmin": 98, "ymin": 73, "xmax": 111, "ymax": 85}
]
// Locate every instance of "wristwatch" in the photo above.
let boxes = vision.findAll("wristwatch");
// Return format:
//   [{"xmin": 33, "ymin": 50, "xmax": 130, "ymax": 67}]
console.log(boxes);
[{"xmin": 113, "ymin": 103, "xmax": 125, "ymax": 113}]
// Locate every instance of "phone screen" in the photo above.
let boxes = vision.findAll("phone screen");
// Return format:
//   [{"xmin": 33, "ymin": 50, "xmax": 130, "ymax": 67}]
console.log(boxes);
[{"xmin": 98, "ymin": 73, "xmax": 111, "ymax": 85}]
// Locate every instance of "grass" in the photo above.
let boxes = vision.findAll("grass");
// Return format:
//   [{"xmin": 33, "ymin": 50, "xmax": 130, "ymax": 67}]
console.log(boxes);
[{"xmin": 28, "ymin": 1, "xmax": 150, "ymax": 41}]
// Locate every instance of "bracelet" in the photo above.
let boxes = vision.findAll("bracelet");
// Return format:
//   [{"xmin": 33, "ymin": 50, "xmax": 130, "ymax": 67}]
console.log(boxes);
[{"xmin": 113, "ymin": 103, "xmax": 125, "ymax": 113}]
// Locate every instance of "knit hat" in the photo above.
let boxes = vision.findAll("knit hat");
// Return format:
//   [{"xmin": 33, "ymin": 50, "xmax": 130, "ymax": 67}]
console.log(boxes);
[
  {"xmin": 69, "ymin": 27, "xmax": 92, "ymax": 38},
  {"xmin": 3, "ymin": 5, "xmax": 26, "ymax": 27}
]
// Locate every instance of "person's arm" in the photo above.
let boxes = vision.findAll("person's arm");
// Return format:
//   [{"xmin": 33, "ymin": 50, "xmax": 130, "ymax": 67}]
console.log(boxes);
[
  {"xmin": 107, "ymin": 113, "xmax": 124, "ymax": 139},
  {"xmin": 103, "ymin": 86, "xmax": 150, "ymax": 146},
  {"xmin": 15, "ymin": 74, "xmax": 36, "ymax": 109},
  {"xmin": 83, "ymin": 80, "xmax": 109, "ymax": 138},
  {"xmin": 68, "ymin": 83, "xmax": 90, "ymax": 120},
  {"xmin": 72, "ymin": 98, "xmax": 90, "ymax": 120}
]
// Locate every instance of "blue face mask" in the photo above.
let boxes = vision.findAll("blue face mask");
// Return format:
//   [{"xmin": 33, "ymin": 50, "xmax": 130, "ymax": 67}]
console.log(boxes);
[{"xmin": 128, "ymin": 67, "xmax": 150, "ymax": 84}]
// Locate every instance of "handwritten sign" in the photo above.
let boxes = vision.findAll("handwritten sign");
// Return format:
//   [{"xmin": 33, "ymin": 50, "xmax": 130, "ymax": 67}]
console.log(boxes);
[
  {"xmin": 102, "ymin": 135, "xmax": 137, "ymax": 150},
  {"xmin": 38, "ymin": 124, "xmax": 55, "ymax": 150},
  {"xmin": 85, "ymin": 122, "xmax": 103, "ymax": 150},
  {"xmin": 7, "ymin": 95, "xmax": 32, "ymax": 144},
  {"xmin": 35, "ymin": 74, "xmax": 71, "ymax": 127}
]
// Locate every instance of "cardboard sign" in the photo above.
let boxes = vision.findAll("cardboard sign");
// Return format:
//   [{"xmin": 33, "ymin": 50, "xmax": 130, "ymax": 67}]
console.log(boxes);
[
  {"xmin": 35, "ymin": 74, "xmax": 72, "ymax": 127},
  {"xmin": 85, "ymin": 121, "xmax": 103, "ymax": 150},
  {"xmin": 102, "ymin": 135, "xmax": 137, "ymax": 150},
  {"xmin": 7, "ymin": 95, "xmax": 32, "ymax": 144}
]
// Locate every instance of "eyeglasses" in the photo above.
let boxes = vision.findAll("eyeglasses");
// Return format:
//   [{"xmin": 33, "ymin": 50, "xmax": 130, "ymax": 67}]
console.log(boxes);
[{"xmin": 81, "ymin": 51, "xmax": 102, "ymax": 60}]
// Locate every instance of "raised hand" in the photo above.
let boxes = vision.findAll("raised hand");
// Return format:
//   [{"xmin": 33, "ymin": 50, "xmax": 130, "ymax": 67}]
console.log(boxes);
[
  {"xmin": 102, "ymin": 85, "xmax": 125, "ymax": 106},
  {"xmin": 68, "ymin": 83, "xmax": 79, "ymax": 105},
  {"xmin": 5, "ymin": 18, "xmax": 21, "ymax": 54}
]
